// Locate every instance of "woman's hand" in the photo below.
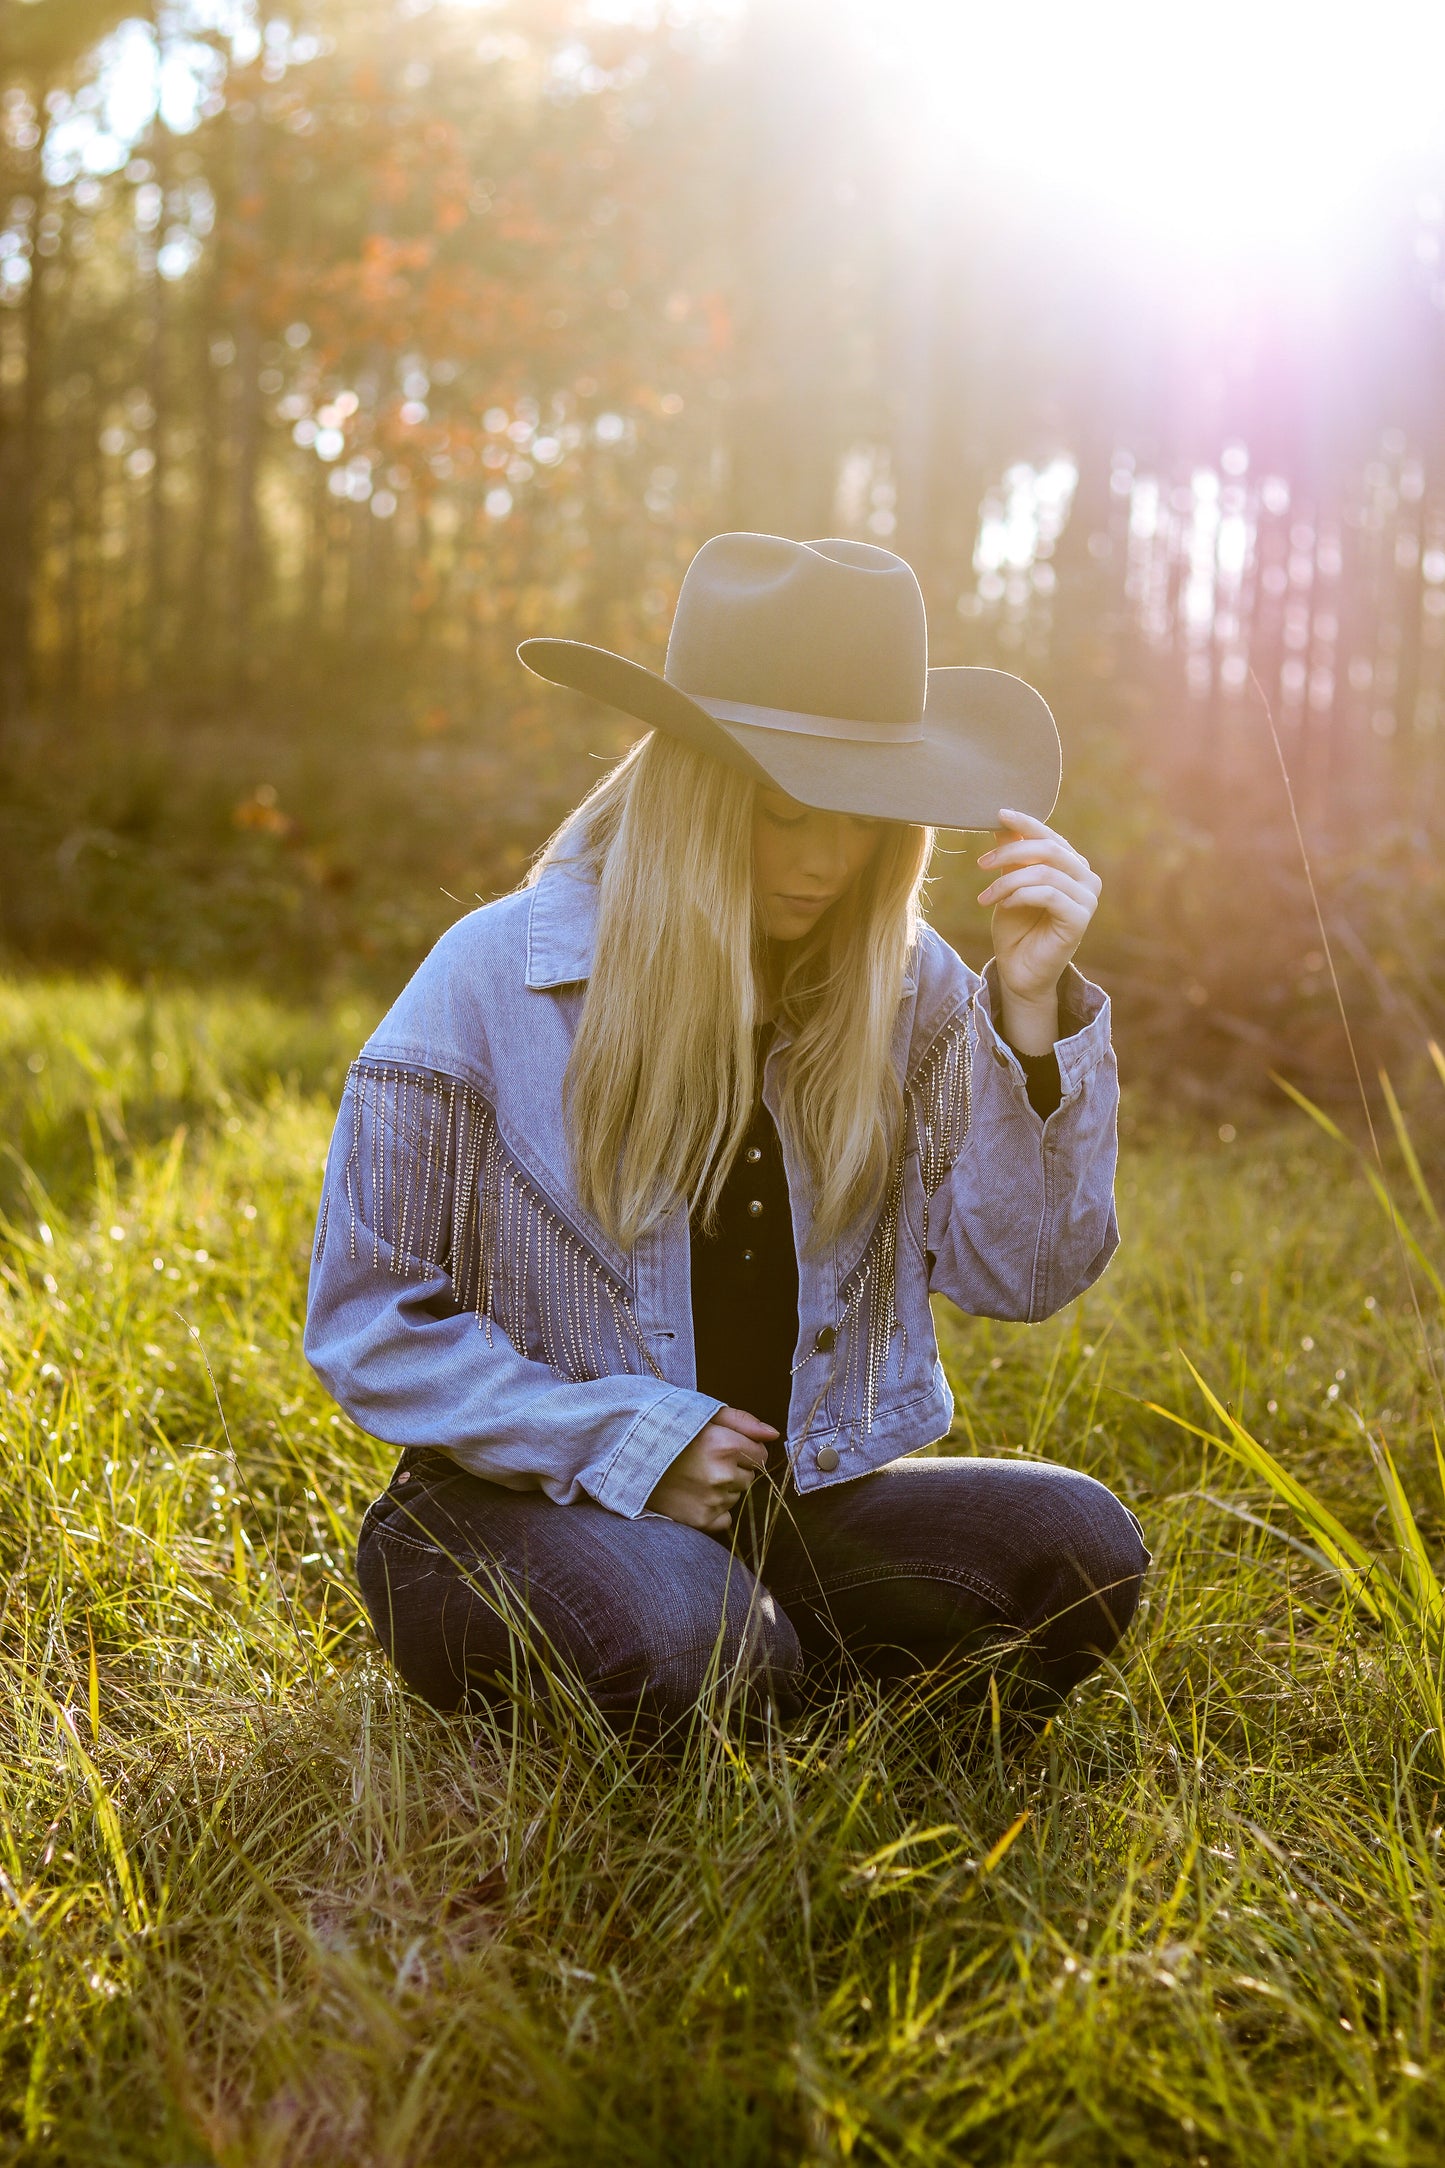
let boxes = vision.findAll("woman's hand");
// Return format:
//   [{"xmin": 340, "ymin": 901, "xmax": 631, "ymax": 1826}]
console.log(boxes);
[
  {"xmin": 977, "ymin": 808, "xmax": 1101, "ymax": 1055},
  {"xmin": 646, "ymin": 1408, "xmax": 776, "ymax": 1533}
]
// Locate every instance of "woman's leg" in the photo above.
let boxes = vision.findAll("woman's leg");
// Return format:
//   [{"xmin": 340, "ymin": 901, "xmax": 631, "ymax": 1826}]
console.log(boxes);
[
  {"xmin": 745, "ymin": 1455, "xmax": 1147, "ymax": 1712},
  {"xmin": 356, "ymin": 1448, "xmax": 803, "ymax": 1734}
]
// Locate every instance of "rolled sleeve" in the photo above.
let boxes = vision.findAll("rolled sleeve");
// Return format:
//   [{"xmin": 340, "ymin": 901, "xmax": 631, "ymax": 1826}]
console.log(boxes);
[
  {"xmin": 924, "ymin": 960, "xmax": 1119, "ymax": 1322},
  {"xmin": 590, "ymin": 1389, "xmax": 724, "ymax": 1518},
  {"xmin": 974, "ymin": 960, "xmax": 1112, "ymax": 1114}
]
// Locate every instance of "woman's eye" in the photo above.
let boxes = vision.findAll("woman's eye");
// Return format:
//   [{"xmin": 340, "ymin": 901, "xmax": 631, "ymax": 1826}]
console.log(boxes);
[{"xmin": 764, "ymin": 809, "xmax": 807, "ymax": 829}]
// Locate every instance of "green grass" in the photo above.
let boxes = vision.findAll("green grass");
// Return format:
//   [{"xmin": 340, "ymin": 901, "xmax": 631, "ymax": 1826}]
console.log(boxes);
[{"xmin": 4, "ymin": 974, "xmax": 1445, "ymax": 2165}]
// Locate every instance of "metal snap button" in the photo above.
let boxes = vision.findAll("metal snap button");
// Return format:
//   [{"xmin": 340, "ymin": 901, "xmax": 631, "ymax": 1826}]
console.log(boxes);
[
  {"xmin": 814, "ymin": 1324, "xmax": 837, "ymax": 1354},
  {"xmin": 741, "ymin": 1249, "xmax": 754, "ymax": 1263},
  {"xmin": 747, "ymin": 1199, "xmax": 763, "ymax": 1217},
  {"xmin": 815, "ymin": 1446, "xmax": 840, "ymax": 1473},
  {"xmin": 745, "ymin": 1145, "xmax": 762, "ymax": 1163},
  {"xmin": 396, "ymin": 1470, "xmax": 412, "ymax": 1485}
]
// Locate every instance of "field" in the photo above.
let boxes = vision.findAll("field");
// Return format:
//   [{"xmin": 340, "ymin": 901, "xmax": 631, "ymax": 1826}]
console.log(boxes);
[{"xmin": 3, "ymin": 973, "xmax": 1445, "ymax": 2166}]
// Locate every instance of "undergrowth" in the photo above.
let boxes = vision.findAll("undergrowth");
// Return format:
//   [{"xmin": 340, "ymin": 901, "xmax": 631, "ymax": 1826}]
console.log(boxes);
[{"xmin": 3, "ymin": 974, "xmax": 1445, "ymax": 2164}]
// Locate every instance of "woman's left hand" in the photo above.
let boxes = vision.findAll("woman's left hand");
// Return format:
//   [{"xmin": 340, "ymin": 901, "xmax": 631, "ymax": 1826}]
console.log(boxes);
[{"xmin": 977, "ymin": 809, "xmax": 1101, "ymax": 1053}]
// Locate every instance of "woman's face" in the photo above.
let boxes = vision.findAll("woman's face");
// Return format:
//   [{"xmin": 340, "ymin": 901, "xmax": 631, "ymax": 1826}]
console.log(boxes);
[{"xmin": 751, "ymin": 786, "xmax": 880, "ymax": 941}]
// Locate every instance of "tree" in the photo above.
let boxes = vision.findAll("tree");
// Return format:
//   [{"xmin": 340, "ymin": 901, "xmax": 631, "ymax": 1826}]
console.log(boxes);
[{"xmin": 0, "ymin": 0, "xmax": 134, "ymax": 729}]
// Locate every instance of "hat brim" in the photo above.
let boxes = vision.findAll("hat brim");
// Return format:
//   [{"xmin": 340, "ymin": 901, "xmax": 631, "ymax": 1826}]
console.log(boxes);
[{"xmin": 517, "ymin": 638, "xmax": 1061, "ymax": 831}]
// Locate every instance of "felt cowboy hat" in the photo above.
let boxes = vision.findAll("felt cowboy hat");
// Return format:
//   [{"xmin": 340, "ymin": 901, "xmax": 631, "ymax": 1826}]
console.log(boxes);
[{"xmin": 517, "ymin": 531, "xmax": 1061, "ymax": 830}]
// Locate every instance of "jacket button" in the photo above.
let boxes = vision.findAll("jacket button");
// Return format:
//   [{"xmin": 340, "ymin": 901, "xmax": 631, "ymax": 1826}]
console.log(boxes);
[
  {"xmin": 745, "ymin": 1145, "xmax": 762, "ymax": 1163},
  {"xmin": 747, "ymin": 1199, "xmax": 763, "ymax": 1217},
  {"xmin": 814, "ymin": 1324, "xmax": 837, "ymax": 1354},
  {"xmin": 815, "ymin": 1446, "xmax": 840, "ymax": 1473}
]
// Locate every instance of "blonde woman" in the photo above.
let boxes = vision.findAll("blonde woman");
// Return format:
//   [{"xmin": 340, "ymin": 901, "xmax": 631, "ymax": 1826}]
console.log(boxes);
[{"xmin": 306, "ymin": 533, "xmax": 1146, "ymax": 1735}]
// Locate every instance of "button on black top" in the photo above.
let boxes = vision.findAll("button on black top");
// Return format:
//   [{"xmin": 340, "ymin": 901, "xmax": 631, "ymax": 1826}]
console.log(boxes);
[{"xmin": 690, "ymin": 1027, "xmax": 798, "ymax": 1445}]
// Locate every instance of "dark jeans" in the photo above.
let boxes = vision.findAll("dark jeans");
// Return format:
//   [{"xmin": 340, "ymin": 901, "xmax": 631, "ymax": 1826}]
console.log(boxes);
[{"xmin": 356, "ymin": 1448, "xmax": 1149, "ymax": 1736}]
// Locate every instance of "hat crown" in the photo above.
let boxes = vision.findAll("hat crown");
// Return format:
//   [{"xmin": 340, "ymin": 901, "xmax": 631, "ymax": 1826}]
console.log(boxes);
[{"xmin": 664, "ymin": 532, "xmax": 928, "ymax": 727}]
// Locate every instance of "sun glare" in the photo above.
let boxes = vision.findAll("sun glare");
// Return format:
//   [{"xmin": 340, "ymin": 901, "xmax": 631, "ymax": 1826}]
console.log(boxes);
[{"xmin": 858, "ymin": 0, "xmax": 1445, "ymax": 261}]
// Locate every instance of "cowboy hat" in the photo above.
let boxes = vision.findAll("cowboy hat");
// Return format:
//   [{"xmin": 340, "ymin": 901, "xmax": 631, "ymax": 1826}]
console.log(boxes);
[{"xmin": 517, "ymin": 531, "xmax": 1061, "ymax": 830}]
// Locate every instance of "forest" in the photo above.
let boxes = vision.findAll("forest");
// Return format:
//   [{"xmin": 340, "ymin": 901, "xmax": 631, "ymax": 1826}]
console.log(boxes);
[
  {"xmin": 6, "ymin": 4, "xmax": 1445, "ymax": 2162},
  {"xmin": 4, "ymin": 0, "xmax": 1445, "ymax": 1100}
]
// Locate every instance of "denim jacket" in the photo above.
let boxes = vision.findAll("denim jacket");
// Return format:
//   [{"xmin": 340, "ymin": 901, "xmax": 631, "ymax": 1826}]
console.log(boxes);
[{"xmin": 304, "ymin": 855, "xmax": 1120, "ymax": 1517}]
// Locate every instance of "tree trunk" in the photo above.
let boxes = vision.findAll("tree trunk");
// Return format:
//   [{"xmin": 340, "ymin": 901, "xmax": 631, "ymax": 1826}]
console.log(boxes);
[
  {"xmin": 0, "ymin": 91, "xmax": 49, "ymax": 734},
  {"xmin": 145, "ymin": 62, "xmax": 172, "ymax": 688},
  {"xmin": 229, "ymin": 77, "xmax": 263, "ymax": 693},
  {"xmin": 723, "ymin": 3, "xmax": 846, "ymax": 540}
]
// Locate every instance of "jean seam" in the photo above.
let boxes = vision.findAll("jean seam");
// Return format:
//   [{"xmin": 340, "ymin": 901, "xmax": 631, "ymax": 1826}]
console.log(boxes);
[
  {"xmin": 359, "ymin": 1477, "xmax": 469, "ymax": 1549},
  {"xmin": 767, "ymin": 1559, "xmax": 1023, "ymax": 1629},
  {"xmin": 360, "ymin": 1520, "xmax": 452, "ymax": 1557}
]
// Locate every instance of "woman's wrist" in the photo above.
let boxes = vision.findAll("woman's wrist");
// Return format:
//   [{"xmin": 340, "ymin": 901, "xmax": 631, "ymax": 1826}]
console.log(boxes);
[{"xmin": 996, "ymin": 980, "xmax": 1060, "ymax": 1057}]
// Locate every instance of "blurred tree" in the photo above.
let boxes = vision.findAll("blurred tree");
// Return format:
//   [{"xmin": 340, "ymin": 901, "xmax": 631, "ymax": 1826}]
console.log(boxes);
[
  {"xmin": 0, "ymin": 0, "xmax": 1439, "ymax": 834},
  {"xmin": 0, "ymin": 0, "xmax": 133, "ymax": 727}
]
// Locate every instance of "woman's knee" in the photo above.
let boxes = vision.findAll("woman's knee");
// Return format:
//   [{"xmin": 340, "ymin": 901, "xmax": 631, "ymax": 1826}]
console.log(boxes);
[
  {"xmin": 1028, "ymin": 1471, "xmax": 1149, "ymax": 1671},
  {"xmin": 357, "ymin": 1524, "xmax": 487, "ymax": 1711}
]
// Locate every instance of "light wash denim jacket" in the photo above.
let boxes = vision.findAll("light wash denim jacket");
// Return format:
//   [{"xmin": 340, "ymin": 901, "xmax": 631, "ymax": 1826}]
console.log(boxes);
[{"xmin": 304, "ymin": 854, "xmax": 1119, "ymax": 1517}]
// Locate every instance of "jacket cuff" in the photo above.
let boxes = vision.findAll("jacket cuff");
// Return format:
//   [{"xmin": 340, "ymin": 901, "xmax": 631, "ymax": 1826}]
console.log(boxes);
[
  {"xmin": 589, "ymin": 1386, "xmax": 724, "ymax": 1519},
  {"xmin": 976, "ymin": 961, "xmax": 1112, "ymax": 1104}
]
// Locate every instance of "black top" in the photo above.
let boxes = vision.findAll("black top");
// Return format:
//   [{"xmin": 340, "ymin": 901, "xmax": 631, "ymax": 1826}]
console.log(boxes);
[
  {"xmin": 689, "ymin": 1029, "xmax": 799, "ymax": 1441},
  {"xmin": 689, "ymin": 1030, "xmax": 1061, "ymax": 1438}
]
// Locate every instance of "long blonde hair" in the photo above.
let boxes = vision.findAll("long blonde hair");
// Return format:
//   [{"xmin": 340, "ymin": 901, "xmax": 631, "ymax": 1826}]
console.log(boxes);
[{"xmin": 528, "ymin": 732, "xmax": 934, "ymax": 1251}]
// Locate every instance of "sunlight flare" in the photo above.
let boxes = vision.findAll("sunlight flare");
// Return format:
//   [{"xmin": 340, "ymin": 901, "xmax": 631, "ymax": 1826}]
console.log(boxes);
[{"xmin": 859, "ymin": 0, "xmax": 1445, "ymax": 259}]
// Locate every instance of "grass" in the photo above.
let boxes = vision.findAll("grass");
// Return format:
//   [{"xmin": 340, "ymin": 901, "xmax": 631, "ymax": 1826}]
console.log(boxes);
[{"xmin": 4, "ymin": 974, "xmax": 1445, "ymax": 2164}]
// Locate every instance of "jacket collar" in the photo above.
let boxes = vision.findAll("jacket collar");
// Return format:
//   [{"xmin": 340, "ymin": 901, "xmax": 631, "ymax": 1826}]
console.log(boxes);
[
  {"xmin": 525, "ymin": 855, "xmax": 601, "ymax": 988},
  {"xmin": 524, "ymin": 851, "xmax": 919, "ymax": 995}
]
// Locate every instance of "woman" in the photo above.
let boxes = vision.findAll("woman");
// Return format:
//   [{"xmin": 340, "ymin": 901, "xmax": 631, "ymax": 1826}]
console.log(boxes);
[{"xmin": 306, "ymin": 531, "xmax": 1146, "ymax": 1736}]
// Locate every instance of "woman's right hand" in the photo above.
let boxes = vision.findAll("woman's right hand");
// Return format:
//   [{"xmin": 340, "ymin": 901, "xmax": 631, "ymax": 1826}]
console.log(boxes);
[{"xmin": 645, "ymin": 1408, "xmax": 777, "ymax": 1533}]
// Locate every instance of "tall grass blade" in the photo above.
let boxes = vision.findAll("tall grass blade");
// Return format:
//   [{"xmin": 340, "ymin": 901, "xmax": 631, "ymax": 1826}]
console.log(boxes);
[
  {"xmin": 1147, "ymin": 1359, "xmax": 1389, "ymax": 1624},
  {"xmin": 86, "ymin": 1618, "xmax": 99, "ymax": 1747},
  {"xmin": 981, "ymin": 1812, "xmax": 1028, "ymax": 1874},
  {"xmin": 1270, "ymin": 1072, "xmax": 1445, "ymax": 1310},
  {"xmin": 1366, "ymin": 1433, "xmax": 1445, "ymax": 1630},
  {"xmin": 1379, "ymin": 1068, "xmax": 1439, "ymax": 1230}
]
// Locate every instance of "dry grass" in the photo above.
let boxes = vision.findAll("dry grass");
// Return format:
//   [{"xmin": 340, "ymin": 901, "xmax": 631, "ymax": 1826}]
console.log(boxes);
[{"xmin": 3, "ymin": 974, "xmax": 1445, "ymax": 2164}]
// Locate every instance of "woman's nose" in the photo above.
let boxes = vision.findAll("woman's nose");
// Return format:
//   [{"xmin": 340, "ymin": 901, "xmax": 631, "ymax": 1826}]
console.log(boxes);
[{"xmin": 798, "ymin": 816, "xmax": 850, "ymax": 884}]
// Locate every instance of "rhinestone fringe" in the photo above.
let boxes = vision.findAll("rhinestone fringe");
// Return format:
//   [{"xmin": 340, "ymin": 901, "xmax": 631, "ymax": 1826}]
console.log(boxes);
[{"xmin": 340, "ymin": 1059, "xmax": 662, "ymax": 1383}]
